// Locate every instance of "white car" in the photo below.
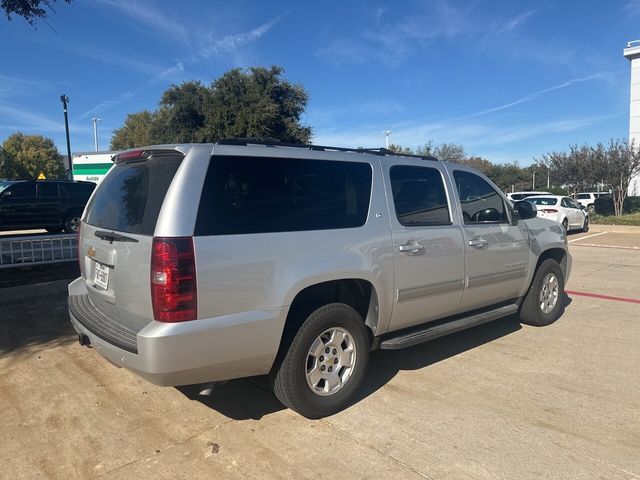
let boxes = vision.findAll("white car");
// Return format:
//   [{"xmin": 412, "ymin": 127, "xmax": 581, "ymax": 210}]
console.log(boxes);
[
  {"xmin": 575, "ymin": 192, "xmax": 610, "ymax": 212},
  {"xmin": 506, "ymin": 191, "xmax": 552, "ymax": 201},
  {"xmin": 526, "ymin": 195, "xmax": 589, "ymax": 232}
]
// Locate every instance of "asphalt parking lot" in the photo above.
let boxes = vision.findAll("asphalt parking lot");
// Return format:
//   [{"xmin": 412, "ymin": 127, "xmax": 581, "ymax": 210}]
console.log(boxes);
[{"xmin": 1, "ymin": 227, "xmax": 639, "ymax": 479}]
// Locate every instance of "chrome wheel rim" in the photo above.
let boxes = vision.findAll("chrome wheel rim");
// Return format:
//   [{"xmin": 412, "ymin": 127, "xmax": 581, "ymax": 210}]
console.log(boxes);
[
  {"xmin": 305, "ymin": 327, "xmax": 356, "ymax": 397},
  {"xmin": 69, "ymin": 217, "xmax": 81, "ymax": 233},
  {"xmin": 539, "ymin": 273, "xmax": 559, "ymax": 314}
]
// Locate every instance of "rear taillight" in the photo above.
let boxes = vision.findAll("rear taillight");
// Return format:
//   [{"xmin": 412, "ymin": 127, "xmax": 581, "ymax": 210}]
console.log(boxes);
[
  {"xmin": 151, "ymin": 237, "xmax": 197, "ymax": 322},
  {"xmin": 541, "ymin": 209, "xmax": 558, "ymax": 213}
]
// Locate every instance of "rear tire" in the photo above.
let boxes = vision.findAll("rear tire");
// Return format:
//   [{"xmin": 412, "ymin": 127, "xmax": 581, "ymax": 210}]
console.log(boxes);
[
  {"xmin": 582, "ymin": 216, "xmax": 589, "ymax": 232},
  {"xmin": 520, "ymin": 259, "xmax": 564, "ymax": 327},
  {"xmin": 562, "ymin": 218, "xmax": 569, "ymax": 231},
  {"xmin": 272, "ymin": 303, "xmax": 370, "ymax": 419}
]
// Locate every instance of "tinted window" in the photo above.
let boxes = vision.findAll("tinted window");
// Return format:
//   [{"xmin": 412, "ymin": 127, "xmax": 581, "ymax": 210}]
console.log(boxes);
[
  {"xmin": 38, "ymin": 182, "xmax": 59, "ymax": 198},
  {"xmin": 6, "ymin": 182, "xmax": 35, "ymax": 198},
  {"xmin": 86, "ymin": 154, "xmax": 183, "ymax": 235},
  {"xmin": 530, "ymin": 197, "xmax": 558, "ymax": 206},
  {"xmin": 561, "ymin": 198, "xmax": 573, "ymax": 208},
  {"xmin": 195, "ymin": 156, "xmax": 372, "ymax": 235},
  {"xmin": 65, "ymin": 182, "xmax": 96, "ymax": 198},
  {"xmin": 577, "ymin": 193, "xmax": 590, "ymax": 199},
  {"xmin": 453, "ymin": 171, "xmax": 507, "ymax": 224},
  {"xmin": 390, "ymin": 165, "xmax": 450, "ymax": 226},
  {"xmin": 510, "ymin": 193, "xmax": 524, "ymax": 200}
]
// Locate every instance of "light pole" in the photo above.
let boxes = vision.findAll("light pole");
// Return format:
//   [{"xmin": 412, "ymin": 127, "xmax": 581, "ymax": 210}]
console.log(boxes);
[
  {"xmin": 532, "ymin": 171, "xmax": 536, "ymax": 190},
  {"xmin": 60, "ymin": 94, "xmax": 73, "ymax": 180},
  {"xmin": 383, "ymin": 130, "xmax": 392, "ymax": 149},
  {"xmin": 92, "ymin": 117, "xmax": 102, "ymax": 152}
]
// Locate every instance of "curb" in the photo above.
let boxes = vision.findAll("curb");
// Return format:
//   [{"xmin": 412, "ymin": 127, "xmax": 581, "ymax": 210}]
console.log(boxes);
[{"xmin": 0, "ymin": 279, "xmax": 70, "ymax": 303}]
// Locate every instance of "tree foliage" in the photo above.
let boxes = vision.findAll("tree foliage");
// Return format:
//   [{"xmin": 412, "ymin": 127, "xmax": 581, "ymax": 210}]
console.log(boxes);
[
  {"xmin": 110, "ymin": 66, "xmax": 311, "ymax": 149},
  {"xmin": 110, "ymin": 111, "xmax": 155, "ymax": 150},
  {"xmin": 0, "ymin": 132, "xmax": 64, "ymax": 178},
  {"xmin": 1, "ymin": 0, "xmax": 72, "ymax": 25}
]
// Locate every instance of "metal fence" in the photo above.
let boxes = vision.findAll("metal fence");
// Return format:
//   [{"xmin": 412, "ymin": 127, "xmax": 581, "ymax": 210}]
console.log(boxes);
[{"xmin": 0, "ymin": 234, "xmax": 77, "ymax": 268}]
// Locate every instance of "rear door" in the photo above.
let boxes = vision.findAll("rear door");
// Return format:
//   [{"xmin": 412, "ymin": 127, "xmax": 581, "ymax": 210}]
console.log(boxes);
[
  {"xmin": 451, "ymin": 169, "xmax": 529, "ymax": 312},
  {"xmin": 80, "ymin": 150, "xmax": 186, "ymax": 334},
  {"xmin": 384, "ymin": 159, "xmax": 465, "ymax": 331},
  {"xmin": 36, "ymin": 182, "xmax": 63, "ymax": 226}
]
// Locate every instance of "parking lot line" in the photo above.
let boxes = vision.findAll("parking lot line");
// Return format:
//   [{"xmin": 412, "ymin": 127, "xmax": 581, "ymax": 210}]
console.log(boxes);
[
  {"xmin": 566, "ymin": 290, "xmax": 640, "ymax": 305},
  {"xmin": 568, "ymin": 232, "xmax": 606, "ymax": 243},
  {"xmin": 570, "ymin": 243, "xmax": 640, "ymax": 251}
]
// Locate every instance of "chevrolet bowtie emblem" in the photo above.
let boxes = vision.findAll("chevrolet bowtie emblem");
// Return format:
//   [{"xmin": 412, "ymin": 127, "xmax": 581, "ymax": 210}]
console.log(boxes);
[{"xmin": 87, "ymin": 246, "xmax": 97, "ymax": 258}]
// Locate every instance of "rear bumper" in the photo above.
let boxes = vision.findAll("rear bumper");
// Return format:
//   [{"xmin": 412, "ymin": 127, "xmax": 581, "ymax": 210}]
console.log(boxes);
[{"xmin": 68, "ymin": 277, "xmax": 287, "ymax": 386}]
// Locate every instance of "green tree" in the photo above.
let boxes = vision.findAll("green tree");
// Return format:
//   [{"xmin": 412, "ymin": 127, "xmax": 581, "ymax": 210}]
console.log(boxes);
[
  {"xmin": 1, "ymin": 132, "xmax": 64, "ymax": 178},
  {"xmin": 201, "ymin": 66, "xmax": 311, "ymax": 143},
  {"xmin": 387, "ymin": 143, "xmax": 413, "ymax": 154},
  {"xmin": 110, "ymin": 110, "xmax": 155, "ymax": 150},
  {"xmin": 1, "ymin": 0, "xmax": 72, "ymax": 25},
  {"xmin": 150, "ymin": 81, "xmax": 211, "ymax": 144},
  {"xmin": 599, "ymin": 139, "xmax": 640, "ymax": 216}
]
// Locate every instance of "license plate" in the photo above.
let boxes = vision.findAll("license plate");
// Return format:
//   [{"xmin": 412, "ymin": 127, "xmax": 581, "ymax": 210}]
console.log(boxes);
[{"xmin": 94, "ymin": 262, "xmax": 110, "ymax": 290}]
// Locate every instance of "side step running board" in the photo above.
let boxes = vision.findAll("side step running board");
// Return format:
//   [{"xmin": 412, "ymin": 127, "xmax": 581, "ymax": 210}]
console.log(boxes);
[{"xmin": 380, "ymin": 304, "xmax": 518, "ymax": 350}]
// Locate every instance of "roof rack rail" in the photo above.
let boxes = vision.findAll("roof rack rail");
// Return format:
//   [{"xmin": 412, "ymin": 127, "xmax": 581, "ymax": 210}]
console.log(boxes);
[{"xmin": 214, "ymin": 138, "xmax": 439, "ymax": 162}]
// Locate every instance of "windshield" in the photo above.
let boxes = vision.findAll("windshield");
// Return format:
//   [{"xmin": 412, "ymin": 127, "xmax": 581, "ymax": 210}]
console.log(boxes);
[{"xmin": 529, "ymin": 198, "xmax": 558, "ymax": 206}]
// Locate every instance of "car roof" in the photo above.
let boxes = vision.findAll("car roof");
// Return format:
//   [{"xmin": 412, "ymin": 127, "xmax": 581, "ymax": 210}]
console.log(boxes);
[{"xmin": 525, "ymin": 195, "xmax": 566, "ymax": 200}]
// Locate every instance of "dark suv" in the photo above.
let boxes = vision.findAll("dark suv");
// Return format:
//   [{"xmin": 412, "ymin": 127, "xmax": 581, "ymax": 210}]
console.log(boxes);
[{"xmin": 0, "ymin": 180, "xmax": 96, "ymax": 233}]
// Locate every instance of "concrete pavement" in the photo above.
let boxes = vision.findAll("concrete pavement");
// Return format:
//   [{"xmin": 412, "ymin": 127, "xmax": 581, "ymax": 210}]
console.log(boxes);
[{"xmin": 1, "ymin": 233, "xmax": 639, "ymax": 479}]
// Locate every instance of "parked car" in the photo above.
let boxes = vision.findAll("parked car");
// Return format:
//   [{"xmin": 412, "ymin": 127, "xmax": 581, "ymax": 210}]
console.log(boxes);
[
  {"xmin": 506, "ymin": 191, "xmax": 552, "ymax": 201},
  {"xmin": 526, "ymin": 195, "xmax": 589, "ymax": 232},
  {"xmin": 575, "ymin": 192, "xmax": 610, "ymax": 213},
  {"xmin": 68, "ymin": 142, "xmax": 571, "ymax": 418},
  {"xmin": 0, "ymin": 180, "xmax": 95, "ymax": 233}
]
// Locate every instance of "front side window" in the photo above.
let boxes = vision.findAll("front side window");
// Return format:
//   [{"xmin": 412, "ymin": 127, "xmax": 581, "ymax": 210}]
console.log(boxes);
[
  {"xmin": 453, "ymin": 170, "xmax": 507, "ymax": 224},
  {"xmin": 195, "ymin": 156, "xmax": 373, "ymax": 235},
  {"xmin": 5, "ymin": 182, "xmax": 35, "ymax": 198},
  {"xmin": 390, "ymin": 165, "xmax": 450, "ymax": 226}
]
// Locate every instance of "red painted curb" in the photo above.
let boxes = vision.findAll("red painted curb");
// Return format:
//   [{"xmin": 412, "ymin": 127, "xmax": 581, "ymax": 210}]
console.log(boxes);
[{"xmin": 565, "ymin": 290, "xmax": 640, "ymax": 305}]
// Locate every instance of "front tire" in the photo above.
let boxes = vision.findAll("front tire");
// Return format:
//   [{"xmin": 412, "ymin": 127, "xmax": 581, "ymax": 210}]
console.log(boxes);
[
  {"xmin": 520, "ymin": 259, "xmax": 564, "ymax": 326},
  {"xmin": 64, "ymin": 214, "xmax": 81, "ymax": 233},
  {"xmin": 272, "ymin": 303, "xmax": 370, "ymax": 418}
]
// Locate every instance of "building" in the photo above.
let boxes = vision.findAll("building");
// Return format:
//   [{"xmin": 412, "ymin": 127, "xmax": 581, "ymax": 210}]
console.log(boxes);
[{"xmin": 624, "ymin": 41, "xmax": 640, "ymax": 196}]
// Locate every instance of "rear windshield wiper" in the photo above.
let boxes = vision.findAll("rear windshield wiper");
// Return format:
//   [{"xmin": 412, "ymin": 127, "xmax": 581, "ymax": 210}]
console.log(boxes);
[{"xmin": 94, "ymin": 230, "xmax": 139, "ymax": 244}]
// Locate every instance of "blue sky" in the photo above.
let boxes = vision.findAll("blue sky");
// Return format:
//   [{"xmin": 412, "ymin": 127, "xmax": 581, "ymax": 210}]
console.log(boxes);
[{"xmin": 0, "ymin": 0, "xmax": 639, "ymax": 164}]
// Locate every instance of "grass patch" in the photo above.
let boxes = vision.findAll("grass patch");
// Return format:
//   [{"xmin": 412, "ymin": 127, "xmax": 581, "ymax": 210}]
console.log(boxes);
[{"xmin": 591, "ymin": 212, "xmax": 640, "ymax": 226}]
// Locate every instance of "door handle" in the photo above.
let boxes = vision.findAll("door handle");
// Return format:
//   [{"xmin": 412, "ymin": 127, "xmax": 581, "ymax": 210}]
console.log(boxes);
[
  {"xmin": 468, "ymin": 237, "xmax": 488, "ymax": 248},
  {"xmin": 399, "ymin": 242, "xmax": 424, "ymax": 254}
]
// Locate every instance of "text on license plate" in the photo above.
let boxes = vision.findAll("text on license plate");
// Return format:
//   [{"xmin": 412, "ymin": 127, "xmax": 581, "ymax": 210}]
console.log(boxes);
[{"xmin": 94, "ymin": 262, "xmax": 110, "ymax": 290}]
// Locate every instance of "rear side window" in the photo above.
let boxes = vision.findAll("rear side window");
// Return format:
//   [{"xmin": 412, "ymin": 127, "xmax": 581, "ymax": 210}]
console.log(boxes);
[
  {"xmin": 195, "ymin": 156, "xmax": 372, "ymax": 235},
  {"xmin": 38, "ymin": 182, "xmax": 59, "ymax": 198},
  {"xmin": 86, "ymin": 154, "xmax": 183, "ymax": 235},
  {"xmin": 577, "ymin": 193, "xmax": 590, "ymax": 199},
  {"xmin": 453, "ymin": 170, "xmax": 508, "ymax": 224},
  {"xmin": 390, "ymin": 165, "xmax": 450, "ymax": 226}
]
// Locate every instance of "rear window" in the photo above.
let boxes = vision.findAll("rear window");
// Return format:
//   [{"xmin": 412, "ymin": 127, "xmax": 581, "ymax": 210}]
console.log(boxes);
[
  {"xmin": 85, "ymin": 154, "xmax": 183, "ymax": 235},
  {"xmin": 577, "ymin": 194, "xmax": 590, "ymax": 199},
  {"xmin": 195, "ymin": 155, "xmax": 373, "ymax": 235},
  {"xmin": 529, "ymin": 198, "xmax": 558, "ymax": 206}
]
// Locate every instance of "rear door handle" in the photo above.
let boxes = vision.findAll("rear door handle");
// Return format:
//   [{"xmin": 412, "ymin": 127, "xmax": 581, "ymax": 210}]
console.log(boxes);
[
  {"xmin": 468, "ymin": 237, "xmax": 488, "ymax": 248},
  {"xmin": 399, "ymin": 242, "xmax": 424, "ymax": 254}
]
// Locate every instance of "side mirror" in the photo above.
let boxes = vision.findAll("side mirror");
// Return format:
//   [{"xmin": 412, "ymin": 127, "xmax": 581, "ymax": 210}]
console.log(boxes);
[{"xmin": 514, "ymin": 200, "xmax": 536, "ymax": 220}]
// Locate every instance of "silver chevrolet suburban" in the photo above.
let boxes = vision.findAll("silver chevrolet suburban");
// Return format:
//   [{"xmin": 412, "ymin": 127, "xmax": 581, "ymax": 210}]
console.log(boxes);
[{"xmin": 68, "ymin": 140, "xmax": 570, "ymax": 418}]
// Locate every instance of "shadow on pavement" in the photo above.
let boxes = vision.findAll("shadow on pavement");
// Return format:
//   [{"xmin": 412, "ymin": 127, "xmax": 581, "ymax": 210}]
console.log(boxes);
[{"xmin": 0, "ymin": 284, "xmax": 76, "ymax": 357}]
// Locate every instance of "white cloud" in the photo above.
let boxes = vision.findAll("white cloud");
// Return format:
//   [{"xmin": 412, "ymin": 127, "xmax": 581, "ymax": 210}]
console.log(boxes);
[
  {"xmin": 96, "ymin": 0, "xmax": 190, "ymax": 44},
  {"xmin": 77, "ymin": 62, "xmax": 184, "ymax": 119},
  {"xmin": 196, "ymin": 17, "xmax": 282, "ymax": 60}
]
